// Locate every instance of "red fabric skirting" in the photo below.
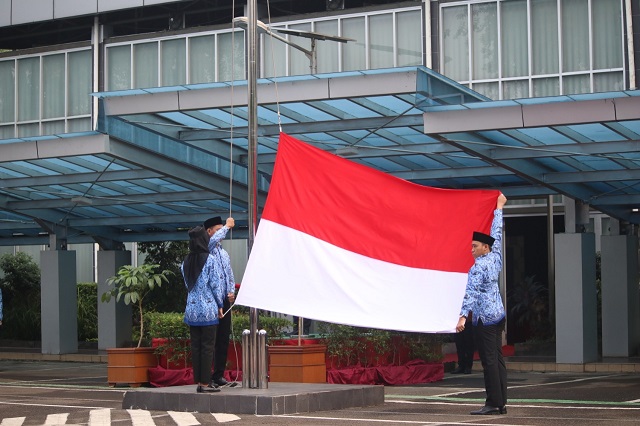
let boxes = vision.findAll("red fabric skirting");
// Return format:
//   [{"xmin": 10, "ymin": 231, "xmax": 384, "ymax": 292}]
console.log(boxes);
[
  {"xmin": 327, "ymin": 360, "xmax": 443, "ymax": 385},
  {"xmin": 149, "ymin": 366, "xmax": 194, "ymax": 387}
]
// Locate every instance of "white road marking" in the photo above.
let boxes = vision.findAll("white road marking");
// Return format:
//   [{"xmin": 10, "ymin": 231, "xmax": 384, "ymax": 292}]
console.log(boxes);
[
  {"xmin": 168, "ymin": 411, "xmax": 200, "ymax": 425},
  {"xmin": 212, "ymin": 413, "xmax": 241, "ymax": 422},
  {"xmin": 0, "ymin": 418, "xmax": 25, "ymax": 426},
  {"xmin": 44, "ymin": 413, "xmax": 69, "ymax": 424},
  {"xmin": 88, "ymin": 408, "xmax": 111, "ymax": 426},
  {"xmin": 127, "ymin": 409, "xmax": 155, "ymax": 426}
]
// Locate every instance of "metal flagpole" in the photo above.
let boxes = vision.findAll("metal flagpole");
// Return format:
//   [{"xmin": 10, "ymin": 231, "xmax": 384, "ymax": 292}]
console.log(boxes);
[{"xmin": 246, "ymin": 0, "xmax": 263, "ymax": 389}]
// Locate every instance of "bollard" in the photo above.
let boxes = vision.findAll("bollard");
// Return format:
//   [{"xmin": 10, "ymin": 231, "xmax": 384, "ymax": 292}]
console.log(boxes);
[
  {"xmin": 241, "ymin": 329, "xmax": 251, "ymax": 389},
  {"xmin": 258, "ymin": 329, "xmax": 268, "ymax": 388}
]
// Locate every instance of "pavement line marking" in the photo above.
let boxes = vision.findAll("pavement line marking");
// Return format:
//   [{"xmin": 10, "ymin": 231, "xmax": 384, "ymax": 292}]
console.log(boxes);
[
  {"xmin": 88, "ymin": 408, "xmax": 111, "ymax": 426},
  {"xmin": 0, "ymin": 401, "xmax": 106, "ymax": 409},
  {"xmin": 211, "ymin": 413, "xmax": 241, "ymax": 422},
  {"xmin": 44, "ymin": 413, "xmax": 69, "ymax": 424},
  {"xmin": 168, "ymin": 411, "xmax": 200, "ymax": 426},
  {"xmin": 386, "ymin": 398, "xmax": 640, "ymax": 410},
  {"xmin": 0, "ymin": 382, "xmax": 124, "ymax": 391},
  {"xmin": 273, "ymin": 414, "xmax": 527, "ymax": 425},
  {"xmin": 0, "ymin": 418, "xmax": 25, "ymax": 426},
  {"xmin": 127, "ymin": 409, "xmax": 155, "ymax": 426}
]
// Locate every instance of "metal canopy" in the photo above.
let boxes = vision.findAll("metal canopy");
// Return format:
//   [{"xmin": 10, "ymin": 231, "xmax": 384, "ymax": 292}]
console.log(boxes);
[{"xmin": 1, "ymin": 66, "xmax": 640, "ymax": 246}]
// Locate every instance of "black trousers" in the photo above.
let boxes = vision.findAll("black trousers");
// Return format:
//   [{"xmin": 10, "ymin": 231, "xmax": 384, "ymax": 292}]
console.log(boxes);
[
  {"xmin": 212, "ymin": 297, "xmax": 231, "ymax": 381},
  {"xmin": 190, "ymin": 324, "xmax": 217, "ymax": 384},
  {"xmin": 474, "ymin": 318, "xmax": 507, "ymax": 408},
  {"xmin": 455, "ymin": 316, "xmax": 474, "ymax": 370}
]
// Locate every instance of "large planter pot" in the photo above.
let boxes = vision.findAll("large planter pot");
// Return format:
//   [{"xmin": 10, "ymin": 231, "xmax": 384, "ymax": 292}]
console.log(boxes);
[
  {"xmin": 268, "ymin": 343, "xmax": 327, "ymax": 383},
  {"xmin": 107, "ymin": 347, "xmax": 157, "ymax": 387}
]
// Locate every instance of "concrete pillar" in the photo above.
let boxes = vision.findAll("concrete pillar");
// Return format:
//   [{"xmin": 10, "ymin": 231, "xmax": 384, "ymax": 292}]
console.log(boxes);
[
  {"xmin": 97, "ymin": 250, "xmax": 132, "ymax": 350},
  {"xmin": 40, "ymin": 250, "xmax": 78, "ymax": 354},
  {"xmin": 601, "ymin": 235, "xmax": 640, "ymax": 357},
  {"xmin": 554, "ymin": 233, "xmax": 598, "ymax": 363}
]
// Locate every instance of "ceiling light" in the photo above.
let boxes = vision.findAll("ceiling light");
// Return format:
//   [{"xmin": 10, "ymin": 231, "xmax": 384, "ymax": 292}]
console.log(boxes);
[
  {"xmin": 71, "ymin": 196, "xmax": 93, "ymax": 206},
  {"xmin": 335, "ymin": 146, "xmax": 359, "ymax": 157}
]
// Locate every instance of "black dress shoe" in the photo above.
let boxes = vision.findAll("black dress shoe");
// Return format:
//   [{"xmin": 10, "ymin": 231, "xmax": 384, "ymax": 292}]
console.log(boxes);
[
  {"xmin": 211, "ymin": 377, "xmax": 229, "ymax": 386},
  {"xmin": 499, "ymin": 406, "xmax": 507, "ymax": 414},
  {"xmin": 470, "ymin": 406, "xmax": 500, "ymax": 415},
  {"xmin": 463, "ymin": 368, "xmax": 472, "ymax": 374},
  {"xmin": 451, "ymin": 367, "xmax": 465, "ymax": 374},
  {"xmin": 197, "ymin": 384, "xmax": 221, "ymax": 393}
]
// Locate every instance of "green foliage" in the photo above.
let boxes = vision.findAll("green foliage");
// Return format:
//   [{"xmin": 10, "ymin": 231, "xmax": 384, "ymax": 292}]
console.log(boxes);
[
  {"xmin": 401, "ymin": 332, "xmax": 444, "ymax": 361},
  {"xmin": 317, "ymin": 322, "xmax": 444, "ymax": 368},
  {"xmin": 138, "ymin": 241, "xmax": 189, "ymax": 313},
  {"xmin": 0, "ymin": 252, "xmax": 41, "ymax": 296},
  {"xmin": 102, "ymin": 264, "xmax": 173, "ymax": 347},
  {"xmin": 508, "ymin": 274, "xmax": 552, "ymax": 341},
  {"xmin": 145, "ymin": 312, "xmax": 190, "ymax": 367},
  {"xmin": 317, "ymin": 322, "xmax": 367, "ymax": 367},
  {"xmin": 0, "ymin": 252, "xmax": 41, "ymax": 340},
  {"xmin": 77, "ymin": 282, "xmax": 98, "ymax": 342},
  {"xmin": 230, "ymin": 313, "xmax": 293, "ymax": 342}
]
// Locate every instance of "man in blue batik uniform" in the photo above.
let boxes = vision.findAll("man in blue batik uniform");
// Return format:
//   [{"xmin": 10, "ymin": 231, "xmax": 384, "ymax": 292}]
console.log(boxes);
[
  {"xmin": 457, "ymin": 193, "xmax": 507, "ymax": 415},
  {"xmin": 204, "ymin": 216, "xmax": 237, "ymax": 387}
]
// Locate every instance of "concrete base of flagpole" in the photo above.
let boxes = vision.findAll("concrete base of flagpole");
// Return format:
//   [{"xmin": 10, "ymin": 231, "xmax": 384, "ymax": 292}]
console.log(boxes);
[{"xmin": 122, "ymin": 382, "xmax": 384, "ymax": 414}]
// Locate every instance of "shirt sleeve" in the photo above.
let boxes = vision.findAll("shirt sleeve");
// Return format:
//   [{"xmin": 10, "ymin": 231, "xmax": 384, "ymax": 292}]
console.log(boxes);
[{"xmin": 208, "ymin": 226, "xmax": 230, "ymax": 253}]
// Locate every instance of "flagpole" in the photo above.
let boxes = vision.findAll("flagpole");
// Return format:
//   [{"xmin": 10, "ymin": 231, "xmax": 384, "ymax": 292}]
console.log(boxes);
[{"xmin": 247, "ymin": 0, "xmax": 262, "ymax": 388}]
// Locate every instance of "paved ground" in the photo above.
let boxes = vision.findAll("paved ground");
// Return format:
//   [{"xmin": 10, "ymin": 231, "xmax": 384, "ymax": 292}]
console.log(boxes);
[{"xmin": 0, "ymin": 360, "xmax": 639, "ymax": 424}]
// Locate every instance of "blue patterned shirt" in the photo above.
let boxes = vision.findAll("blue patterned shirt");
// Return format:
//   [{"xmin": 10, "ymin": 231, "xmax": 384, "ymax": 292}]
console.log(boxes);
[
  {"xmin": 460, "ymin": 209, "xmax": 505, "ymax": 326},
  {"xmin": 182, "ymin": 255, "xmax": 224, "ymax": 326},
  {"xmin": 208, "ymin": 226, "xmax": 236, "ymax": 295}
]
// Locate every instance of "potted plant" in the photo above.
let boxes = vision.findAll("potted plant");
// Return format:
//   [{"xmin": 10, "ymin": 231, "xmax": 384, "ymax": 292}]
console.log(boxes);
[{"xmin": 101, "ymin": 263, "xmax": 173, "ymax": 386}]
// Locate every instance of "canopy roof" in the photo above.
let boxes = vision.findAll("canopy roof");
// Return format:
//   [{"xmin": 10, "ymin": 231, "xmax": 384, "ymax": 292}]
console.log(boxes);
[{"xmin": 1, "ymin": 66, "xmax": 639, "ymax": 246}]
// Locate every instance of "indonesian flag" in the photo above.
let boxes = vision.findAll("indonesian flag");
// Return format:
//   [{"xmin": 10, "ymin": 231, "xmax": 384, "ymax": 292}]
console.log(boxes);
[{"xmin": 235, "ymin": 133, "xmax": 499, "ymax": 333}]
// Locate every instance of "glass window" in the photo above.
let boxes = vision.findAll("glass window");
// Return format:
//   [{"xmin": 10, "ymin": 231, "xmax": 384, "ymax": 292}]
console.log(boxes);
[
  {"xmin": 190, "ymin": 35, "xmax": 216, "ymax": 83},
  {"xmin": 107, "ymin": 45, "xmax": 132, "ymax": 90},
  {"xmin": 218, "ymin": 31, "xmax": 245, "ymax": 82},
  {"xmin": 369, "ymin": 13, "xmax": 394, "ymax": 69},
  {"xmin": 263, "ymin": 28, "xmax": 287, "ymax": 77},
  {"xmin": 442, "ymin": 5, "xmax": 469, "ymax": 81},
  {"xmin": 471, "ymin": 2, "xmax": 498, "ymax": 80},
  {"xmin": 0, "ymin": 60, "xmax": 15, "ymax": 123},
  {"xmin": 161, "ymin": 39, "xmax": 186, "ymax": 86},
  {"xmin": 68, "ymin": 50, "xmax": 92, "ymax": 117},
  {"xmin": 592, "ymin": 0, "xmax": 622, "ymax": 69},
  {"xmin": 17, "ymin": 57, "xmax": 40, "ymax": 122},
  {"xmin": 42, "ymin": 54, "xmax": 65, "ymax": 119},
  {"xmin": 533, "ymin": 76, "xmax": 559, "ymax": 96},
  {"xmin": 315, "ymin": 20, "xmax": 340, "ymax": 74},
  {"xmin": 441, "ymin": 0, "xmax": 623, "ymax": 99},
  {"xmin": 503, "ymin": 79, "xmax": 529, "ymax": 99},
  {"xmin": 289, "ymin": 22, "xmax": 313, "ymax": 76},
  {"xmin": 342, "ymin": 17, "xmax": 366, "ymax": 71},
  {"xmin": 397, "ymin": 10, "xmax": 422, "ymax": 66},
  {"xmin": 473, "ymin": 81, "xmax": 499, "ymax": 100},
  {"xmin": 531, "ymin": 0, "xmax": 559, "ymax": 75},
  {"xmin": 134, "ymin": 42, "xmax": 158, "ymax": 88},
  {"xmin": 501, "ymin": 0, "xmax": 528, "ymax": 78},
  {"xmin": 594, "ymin": 72, "xmax": 624, "ymax": 92},
  {"xmin": 562, "ymin": 0, "xmax": 589, "ymax": 72}
]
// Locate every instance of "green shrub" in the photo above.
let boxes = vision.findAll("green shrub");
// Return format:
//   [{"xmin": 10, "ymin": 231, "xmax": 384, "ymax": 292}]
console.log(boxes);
[
  {"xmin": 230, "ymin": 313, "xmax": 292, "ymax": 342},
  {"xmin": 145, "ymin": 311, "xmax": 191, "ymax": 366},
  {"xmin": 77, "ymin": 282, "xmax": 98, "ymax": 341},
  {"xmin": 0, "ymin": 252, "xmax": 41, "ymax": 340}
]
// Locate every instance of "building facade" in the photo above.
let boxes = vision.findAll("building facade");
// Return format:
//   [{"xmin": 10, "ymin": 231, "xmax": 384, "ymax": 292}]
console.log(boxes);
[{"xmin": 0, "ymin": 0, "xmax": 637, "ymax": 354}]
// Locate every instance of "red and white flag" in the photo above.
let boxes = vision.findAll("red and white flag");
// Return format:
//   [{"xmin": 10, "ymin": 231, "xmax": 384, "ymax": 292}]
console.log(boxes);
[{"xmin": 235, "ymin": 133, "xmax": 499, "ymax": 333}]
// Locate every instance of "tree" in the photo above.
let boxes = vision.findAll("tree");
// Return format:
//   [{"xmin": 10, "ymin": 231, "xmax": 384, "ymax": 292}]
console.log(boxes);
[
  {"xmin": 138, "ymin": 241, "xmax": 188, "ymax": 313},
  {"xmin": 102, "ymin": 264, "xmax": 173, "ymax": 348},
  {"xmin": 0, "ymin": 252, "xmax": 42, "ymax": 340}
]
